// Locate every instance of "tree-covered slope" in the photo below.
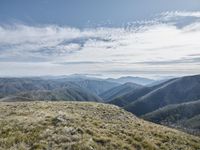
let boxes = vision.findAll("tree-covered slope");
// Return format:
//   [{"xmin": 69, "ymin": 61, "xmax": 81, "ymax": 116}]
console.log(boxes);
[
  {"xmin": 100, "ymin": 82, "xmax": 142, "ymax": 102},
  {"xmin": 0, "ymin": 78, "xmax": 102, "ymax": 102},
  {"xmin": 124, "ymin": 75, "xmax": 200, "ymax": 116},
  {"xmin": 143, "ymin": 100, "xmax": 200, "ymax": 135},
  {"xmin": 15, "ymin": 87, "xmax": 102, "ymax": 102},
  {"xmin": 73, "ymin": 79, "xmax": 120, "ymax": 95},
  {"xmin": 108, "ymin": 78, "xmax": 175, "ymax": 108}
]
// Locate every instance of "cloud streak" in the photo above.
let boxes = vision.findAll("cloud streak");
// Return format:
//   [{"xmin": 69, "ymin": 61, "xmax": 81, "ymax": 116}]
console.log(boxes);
[{"xmin": 0, "ymin": 11, "xmax": 200, "ymax": 78}]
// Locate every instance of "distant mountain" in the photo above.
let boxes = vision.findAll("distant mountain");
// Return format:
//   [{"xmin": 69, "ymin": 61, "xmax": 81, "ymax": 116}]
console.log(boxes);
[
  {"xmin": 143, "ymin": 100, "xmax": 200, "ymax": 135},
  {"xmin": 100, "ymin": 82, "xmax": 143, "ymax": 102},
  {"xmin": 0, "ymin": 78, "xmax": 59, "ymax": 98},
  {"xmin": 109, "ymin": 86, "xmax": 153, "ymax": 107},
  {"xmin": 47, "ymin": 74, "xmax": 102, "ymax": 82},
  {"xmin": 106, "ymin": 76, "xmax": 154, "ymax": 85},
  {"xmin": 15, "ymin": 87, "xmax": 101, "ymax": 102},
  {"xmin": 124, "ymin": 75, "xmax": 200, "ymax": 116},
  {"xmin": 0, "ymin": 78, "xmax": 102, "ymax": 102},
  {"xmin": 73, "ymin": 79, "xmax": 120, "ymax": 95},
  {"xmin": 0, "ymin": 96, "xmax": 35, "ymax": 102},
  {"xmin": 146, "ymin": 78, "xmax": 171, "ymax": 87},
  {"xmin": 42, "ymin": 75, "xmax": 120, "ymax": 96},
  {"xmin": 109, "ymin": 79, "xmax": 172, "ymax": 107}
]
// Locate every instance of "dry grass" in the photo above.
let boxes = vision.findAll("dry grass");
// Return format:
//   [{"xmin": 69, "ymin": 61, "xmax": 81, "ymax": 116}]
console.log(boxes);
[{"xmin": 0, "ymin": 101, "xmax": 199, "ymax": 150}]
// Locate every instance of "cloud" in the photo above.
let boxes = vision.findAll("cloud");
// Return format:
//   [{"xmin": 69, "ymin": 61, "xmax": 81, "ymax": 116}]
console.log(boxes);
[
  {"xmin": 57, "ymin": 61, "xmax": 105, "ymax": 65},
  {"xmin": 135, "ymin": 57, "xmax": 200, "ymax": 65},
  {"xmin": 161, "ymin": 11, "xmax": 200, "ymax": 19},
  {"xmin": 0, "ymin": 24, "xmax": 125, "ymax": 62},
  {"xmin": 0, "ymin": 11, "xmax": 200, "ymax": 77}
]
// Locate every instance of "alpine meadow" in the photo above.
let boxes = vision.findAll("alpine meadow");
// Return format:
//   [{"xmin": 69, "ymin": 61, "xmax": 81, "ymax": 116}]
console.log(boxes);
[{"xmin": 0, "ymin": 0, "xmax": 200, "ymax": 149}]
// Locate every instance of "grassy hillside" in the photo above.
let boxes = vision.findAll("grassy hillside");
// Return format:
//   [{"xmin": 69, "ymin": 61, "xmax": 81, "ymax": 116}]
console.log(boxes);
[{"xmin": 0, "ymin": 102, "xmax": 199, "ymax": 150}]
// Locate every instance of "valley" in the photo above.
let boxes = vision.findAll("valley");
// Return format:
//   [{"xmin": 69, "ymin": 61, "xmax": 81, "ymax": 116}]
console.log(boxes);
[
  {"xmin": 0, "ymin": 74, "xmax": 200, "ymax": 149},
  {"xmin": 1, "ymin": 1, "xmax": 200, "ymax": 149}
]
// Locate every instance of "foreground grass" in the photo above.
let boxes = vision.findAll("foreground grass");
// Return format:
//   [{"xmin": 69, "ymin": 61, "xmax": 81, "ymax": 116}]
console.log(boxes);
[{"xmin": 0, "ymin": 102, "xmax": 199, "ymax": 150}]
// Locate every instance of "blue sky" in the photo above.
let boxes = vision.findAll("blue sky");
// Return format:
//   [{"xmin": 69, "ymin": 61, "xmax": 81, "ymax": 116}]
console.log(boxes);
[
  {"xmin": 1, "ymin": 0, "xmax": 200, "ymax": 27},
  {"xmin": 0, "ymin": 0, "xmax": 200, "ymax": 78}
]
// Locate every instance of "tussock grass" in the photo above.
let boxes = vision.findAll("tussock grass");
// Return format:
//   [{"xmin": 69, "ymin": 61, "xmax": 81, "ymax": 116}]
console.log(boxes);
[{"xmin": 0, "ymin": 101, "xmax": 199, "ymax": 150}]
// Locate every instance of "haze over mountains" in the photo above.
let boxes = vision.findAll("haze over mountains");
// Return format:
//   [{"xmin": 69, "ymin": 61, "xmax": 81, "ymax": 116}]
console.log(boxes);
[
  {"xmin": 100, "ymin": 82, "xmax": 143, "ymax": 102},
  {"xmin": 0, "ymin": 78, "xmax": 101, "ymax": 102},
  {"xmin": 106, "ymin": 77, "xmax": 155, "ymax": 85},
  {"xmin": 1, "ymin": 0, "xmax": 200, "ymax": 149},
  {"xmin": 0, "ymin": 75, "xmax": 152, "ymax": 102}
]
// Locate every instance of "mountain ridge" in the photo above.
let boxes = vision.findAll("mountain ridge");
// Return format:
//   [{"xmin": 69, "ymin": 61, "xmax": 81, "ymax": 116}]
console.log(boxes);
[
  {"xmin": 106, "ymin": 76, "xmax": 154, "ymax": 85},
  {"xmin": 100, "ymin": 82, "xmax": 143, "ymax": 102},
  {"xmin": 143, "ymin": 99, "xmax": 200, "ymax": 135},
  {"xmin": 124, "ymin": 75, "xmax": 200, "ymax": 116},
  {"xmin": 0, "ymin": 78, "xmax": 103, "ymax": 102}
]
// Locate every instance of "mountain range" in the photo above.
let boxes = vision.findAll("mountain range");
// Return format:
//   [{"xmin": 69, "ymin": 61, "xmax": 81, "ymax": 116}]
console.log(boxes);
[
  {"xmin": 105, "ymin": 74, "xmax": 200, "ymax": 134},
  {"xmin": 124, "ymin": 75, "xmax": 200, "ymax": 116},
  {"xmin": 0, "ymin": 74, "xmax": 200, "ymax": 135},
  {"xmin": 106, "ymin": 76, "xmax": 154, "ymax": 85},
  {"xmin": 100, "ymin": 82, "xmax": 143, "ymax": 102},
  {"xmin": 0, "ymin": 78, "xmax": 103, "ymax": 102},
  {"xmin": 0, "ymin": 75, "xmax": 153, "ymax": 102}
]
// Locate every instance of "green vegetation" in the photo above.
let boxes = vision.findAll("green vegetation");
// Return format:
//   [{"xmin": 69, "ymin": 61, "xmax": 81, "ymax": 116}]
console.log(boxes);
[
  {"xmin": 0, "ymin": 101, "xmax": 199, "ymax": 150},
  {"xmin": 0, "ymin": 78, "xmax": 102, "ymax": 102},
  {"xmin": 100, "ymin": 82, "xmax": 142, "ymax": 102},
  {"xmin": 124, "ymin": 75, "xmax": 200, "ymax": 116},
  {"xmin": 143, "ymin": 100, "xmax": 200, "ymax": 135}
]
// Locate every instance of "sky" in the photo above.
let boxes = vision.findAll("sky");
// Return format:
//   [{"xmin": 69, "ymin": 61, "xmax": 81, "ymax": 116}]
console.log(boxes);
[{"xmin": 0, "ymin": 0, "xmax": 200, "ymax": 79}]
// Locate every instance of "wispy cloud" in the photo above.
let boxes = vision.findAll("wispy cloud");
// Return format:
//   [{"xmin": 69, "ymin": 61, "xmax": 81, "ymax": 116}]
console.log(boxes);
[
  {"xmin": 161, "ymin": 11, "xmax": 200, "ymax": 19},
  {"xmin": 135, "ymin": 57, "xmax": 200, "ymax": 65},
  {"xmin": 57, "ymin": 61, "xmax": 105, "ymax": 65},
  {"xmin": 0, "ymin": 11, "xmax": 200, "ymax": 77}
]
